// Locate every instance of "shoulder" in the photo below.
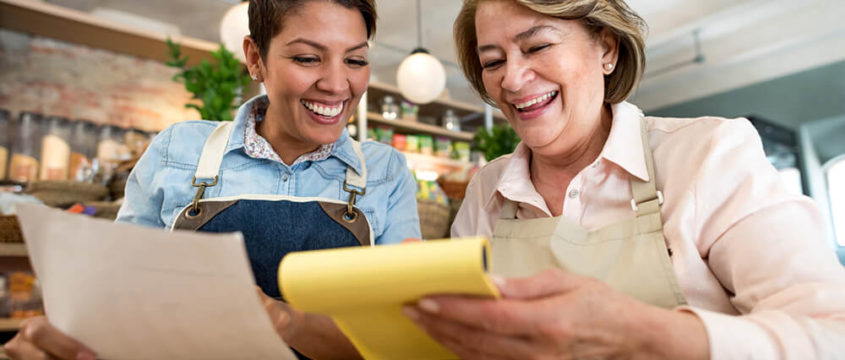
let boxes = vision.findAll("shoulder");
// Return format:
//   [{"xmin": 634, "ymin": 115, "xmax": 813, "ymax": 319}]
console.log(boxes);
[
  {"xmin": 150, "ymin": 120, "xmax": 221, "ymax": 166},
  {"xmin": 359, "ymin": 140, "xmax": 411, "ymax": 183},
  {"xmin": 646, "ymin": 115, "xmax": 762, "ymax": 164}
]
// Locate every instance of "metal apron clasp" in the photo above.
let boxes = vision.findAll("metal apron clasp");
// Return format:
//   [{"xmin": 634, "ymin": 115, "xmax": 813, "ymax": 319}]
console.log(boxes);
[
  {"xmin": 342, "ymin": 180, "xmax": 366, "ymax": 223},
  {"xmin": 187, "ymin": 175, "xmax": 219, "ymax": 218}
]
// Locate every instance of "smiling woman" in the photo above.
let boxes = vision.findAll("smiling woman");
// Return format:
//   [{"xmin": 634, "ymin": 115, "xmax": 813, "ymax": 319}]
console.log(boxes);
[
  {"xmin": 2, "ymin": 1, "xmax": 421, "ymax": 360},
  {"xmin": 403, "ymin": 0, "xmax": 845, "ymax": 359}
]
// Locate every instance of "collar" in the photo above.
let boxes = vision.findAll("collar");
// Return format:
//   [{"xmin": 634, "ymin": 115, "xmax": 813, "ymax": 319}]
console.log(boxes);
[
  {"xmin": 226, "ymin": 94, "xmax": 365, "ymax": 176},
  {"xmin": 483, "ymin": 101, "xmax": 649, "ymax": 209},
  {"xmin": 601, "ymin": 101, "xmax": 649, "ymax": 182}
]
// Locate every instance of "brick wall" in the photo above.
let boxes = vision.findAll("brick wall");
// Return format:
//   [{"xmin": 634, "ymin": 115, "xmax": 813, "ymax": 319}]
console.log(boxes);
[{"xmin": 0, "ymin": 29, "xmax": 199, "ymax": 131}]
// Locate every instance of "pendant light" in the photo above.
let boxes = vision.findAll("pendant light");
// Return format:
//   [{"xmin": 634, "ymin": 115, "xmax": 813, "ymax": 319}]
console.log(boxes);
[
  {"xmin": 396, "ymin": 0, "xmax": 446, "ymax": 104},
  {"xmin": 220, "ymin": 1, "xmax": 249, "ymax": 63}
]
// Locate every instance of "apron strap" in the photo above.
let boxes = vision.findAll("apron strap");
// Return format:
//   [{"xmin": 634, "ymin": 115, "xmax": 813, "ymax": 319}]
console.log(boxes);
[
  {"xmin": 195, "ymin": 122, "xmax": 234, "ymax": 181},
  {"xmin": 630, "ymin": 117, "xmax": 663, "ymax": 216},
  {"xmin": 499, "ymin": 198, "xmax": 518, "ymax": 220},
  {"xmin": 342, "ymin": 139, "xmax": 368, "ymax": 221},
  {"xmin": 345, "ymin": 140, "xmax": 367, "ymax": 190}
]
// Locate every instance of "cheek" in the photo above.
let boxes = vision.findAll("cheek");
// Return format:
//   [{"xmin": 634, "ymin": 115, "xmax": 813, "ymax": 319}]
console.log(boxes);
[{"xmin": 349, "ymin": 69, "xmax": 370, "ymax": 96}]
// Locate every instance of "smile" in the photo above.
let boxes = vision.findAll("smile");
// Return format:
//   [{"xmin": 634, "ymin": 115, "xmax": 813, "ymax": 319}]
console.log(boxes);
[
  {"xmin": 301, "ymin": 100, "xmax": 344, "ymax": 118},
  {"xmin": 512, "ymin": 91, "xmax": 558, "ymax": 112}
]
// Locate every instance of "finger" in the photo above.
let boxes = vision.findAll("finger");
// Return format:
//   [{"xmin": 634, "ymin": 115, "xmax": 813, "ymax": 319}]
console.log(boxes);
[
  {"xmin": 18, "ymin": 317, "xmax": 95, "ymax": 360},
  {"xmin": 257, "ymin": 290, "xmax": 293, "ymax": 337},
  {"xmin": 401, "ymin": 237, "xmax": 422, "ymax": 244},
  {"xmin": 404, "ymin": 306, "xmax": 534, "ymax": 359},
  {"xmin": 498, "ymin": 269, "xmax": 585, "ymax": 300},
  {"xmin": 5, "ymin": 336, "xmax": 56, "ymax": 360},
  {"xmin": 413, "ymin": 296, "xmax": 544, "ymax": 336}
]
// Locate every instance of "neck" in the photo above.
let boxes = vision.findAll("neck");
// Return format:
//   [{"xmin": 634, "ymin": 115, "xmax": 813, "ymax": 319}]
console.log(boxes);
[
  {"xmin": 259, "ymin": 104, "xmax": 321, "ymax": 166},
  {"xmin": 530, "ymin": 105, "xmax": 612, "ymax": 195}
]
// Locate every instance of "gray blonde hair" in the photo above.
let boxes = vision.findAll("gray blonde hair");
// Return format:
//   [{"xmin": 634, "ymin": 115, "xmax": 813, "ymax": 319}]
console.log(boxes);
[{"xmin": 454, "ymin": 0, "xmax": 646, "ymax": 104}]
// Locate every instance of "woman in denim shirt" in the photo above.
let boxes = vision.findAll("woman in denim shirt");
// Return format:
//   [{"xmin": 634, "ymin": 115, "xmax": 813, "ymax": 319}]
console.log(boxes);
[{"xmin": 4, "ymin": 1, "xmax": 419, "ymax": 359}]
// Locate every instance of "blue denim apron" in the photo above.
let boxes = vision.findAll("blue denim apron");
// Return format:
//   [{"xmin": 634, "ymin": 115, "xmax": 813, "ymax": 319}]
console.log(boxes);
[{"xmin": 171, "ymin": 122, "xmax": 372, "ymax": 299}]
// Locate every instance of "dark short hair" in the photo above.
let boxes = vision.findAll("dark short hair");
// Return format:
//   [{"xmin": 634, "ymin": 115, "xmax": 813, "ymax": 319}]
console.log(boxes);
[
  {"xmin": 248, "ymin": 0, "xmax": 377, "ymax": 60},
  {"xmin": 455, "ymin": 0, "xmax": 646, "ymax": 105}
]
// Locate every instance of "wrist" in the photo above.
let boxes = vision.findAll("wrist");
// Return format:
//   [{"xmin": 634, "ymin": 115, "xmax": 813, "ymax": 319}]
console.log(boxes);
[{"xmin": 627, "ymin": 305, "xmax": 710, "ymax": 360}]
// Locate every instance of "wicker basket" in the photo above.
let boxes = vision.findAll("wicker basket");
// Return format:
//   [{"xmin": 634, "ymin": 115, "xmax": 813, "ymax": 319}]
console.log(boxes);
[
  {"xmin": 25, "ymin": 180, "xmax": 109, "ymax": 207},
  {"xmin": 0, "ymin": 215, "xmax": 24, "ymax": 243},
  {"xmin": 437, "ymin": 178, "xmax": 469, "ymax": 200},
  {"xmin": 417, "ymin": 199, "xmax": 451, "ymax": 240}
]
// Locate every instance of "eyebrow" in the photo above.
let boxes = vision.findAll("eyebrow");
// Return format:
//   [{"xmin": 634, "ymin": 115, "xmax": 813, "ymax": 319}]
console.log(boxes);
[
  {"xmin": 285, "ymin": 38, "xmax": 369, "ymax": 52},
  {"xmin": 477, "ymin": 25, "xmax": 558, "ymax": 53}
]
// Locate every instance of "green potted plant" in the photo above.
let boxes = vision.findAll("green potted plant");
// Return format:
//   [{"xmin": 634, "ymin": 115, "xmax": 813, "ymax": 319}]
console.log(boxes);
[
  {"xmin": 473, "ymin": 124, "xmax": 521, "ymax": 161},
  {"xmin": 165, "ymin": 38, "xmax": 251, "ymax": 121}
]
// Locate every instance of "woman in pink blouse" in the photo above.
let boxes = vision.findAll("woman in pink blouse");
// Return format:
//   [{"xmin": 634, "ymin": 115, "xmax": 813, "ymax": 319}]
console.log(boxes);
[{"xmin": 402, "ymin": 0, "xmax": 845, "ymax": 358}]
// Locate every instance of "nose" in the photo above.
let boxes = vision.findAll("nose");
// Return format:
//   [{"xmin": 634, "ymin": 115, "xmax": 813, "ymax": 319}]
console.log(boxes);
[
  {"xmin": 316, "ymin": 61, "xmax": 349, "ymax": 94},
  {"xmin": 500, "ymin": 57, "xmax": 533, "ymax": 93}
]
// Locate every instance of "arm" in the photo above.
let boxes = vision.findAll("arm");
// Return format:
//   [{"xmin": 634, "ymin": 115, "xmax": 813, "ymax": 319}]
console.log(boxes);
[
  {"xmin": 374, "ymin": 150, "xmax": 421, "ymax": 244},
  {"xmin": 682, "ymin": 119, "xmax": 845, "ymax": 359},
  {"xmin": 114, "ymin": 126, "xmax": 173, "ymax": 227}
]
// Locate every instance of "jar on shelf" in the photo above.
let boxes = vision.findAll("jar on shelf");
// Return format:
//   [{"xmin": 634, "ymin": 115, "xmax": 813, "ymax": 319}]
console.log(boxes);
[
  {"xmin": 9, "ymin": 112, "xmax": 43, "ymax": 183},
  {"xmin": 442, "ymin": 109, "xmax": 461, "ymax": 132},
  {"xmin": 400, "ymin": 100, "xmax": 418, "ymax": 122},
  {"xmin": 96, "ymin": 125, "xmax": 127, "ymax": 183},
  {"xmin": 0, "ymin": 109, "xmax": 10, "ymax": 180},
  {"xmin": 380, "ymin": 95, "xmax": 399, "ymax": 120},
  {"xmin": 69, "ymin": 119, "xmax": 98, "ymax": 182},
  {"xmin": 39, "ymin": 116, "xmax": 72, "ymax": 181}
]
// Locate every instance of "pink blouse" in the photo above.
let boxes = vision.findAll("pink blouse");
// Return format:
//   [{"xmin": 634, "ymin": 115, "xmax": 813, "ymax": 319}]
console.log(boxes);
[{"xmin": 452, "ymin": 102, "xmax": 845, "ymax": 359}]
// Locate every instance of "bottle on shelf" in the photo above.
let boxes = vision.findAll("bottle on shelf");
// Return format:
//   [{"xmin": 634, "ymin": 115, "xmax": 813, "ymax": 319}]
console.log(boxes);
[
  {"xmin": 69, "ymin": 119, "xmax": 98, "ymax": 182},
  {"xmin": 442, "ymin": 109, "xmax": 461, "ymax": 132},
  {"xmin": 380, "ymin": 95, "xmax": 399, "ymax": 120},
  {"xmin": 9, "ymin": 112, "xmax": 43, "ymax": 183},
  {"xmin": 0, "ymin": 109, "xmax": 10, "ymax": 181},
  {"xmin": 39, "ymin": 116, "xmax": 72, "ymax": 181}
]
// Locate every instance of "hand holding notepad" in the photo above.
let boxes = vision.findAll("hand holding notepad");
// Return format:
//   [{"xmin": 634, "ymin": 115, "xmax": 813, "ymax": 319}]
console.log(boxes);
[{"xmin": 279, "ymin": 237, "xmax": 500, "ymax": 360}]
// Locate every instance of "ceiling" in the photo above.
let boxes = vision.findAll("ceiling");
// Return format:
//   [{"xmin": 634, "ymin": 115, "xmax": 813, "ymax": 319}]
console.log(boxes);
[{"xmin": 42, "ymin": 0, "xmax": 845, "ymax": 112}]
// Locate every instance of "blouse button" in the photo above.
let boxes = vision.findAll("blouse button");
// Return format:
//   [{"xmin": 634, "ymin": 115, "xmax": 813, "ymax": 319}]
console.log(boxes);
[
  {"xmin": 282, "ymin": 174, "xmax": 289, "ymax": 182},
  {"xmin": 568, "ymin": 189, "xmax": 579, "ymax": 198}
]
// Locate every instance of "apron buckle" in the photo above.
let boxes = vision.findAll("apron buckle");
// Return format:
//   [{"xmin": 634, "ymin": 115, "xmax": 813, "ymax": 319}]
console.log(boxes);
[
  {"xmin": 342, "ymin": 180, "xmax": 366, "ymax": 223},
  {"xmin": 630, "ymin": 190, "xmax": 664, "ymax": 212},
  {"xmin": 188, "ymin": 176, "xmax": 219, "ymax": 218}
]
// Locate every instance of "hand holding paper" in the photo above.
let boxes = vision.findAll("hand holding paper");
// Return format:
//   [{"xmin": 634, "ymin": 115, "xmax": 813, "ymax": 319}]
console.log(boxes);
[{"xmin": 279, "ymin": 237, "xmax": 500, "ymax": 360}]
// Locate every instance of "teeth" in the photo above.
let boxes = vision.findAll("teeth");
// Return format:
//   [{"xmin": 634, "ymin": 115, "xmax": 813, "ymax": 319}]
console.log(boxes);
[
  {"xmin": 514, "ymin": 91, "xmax": 558, "ymax": 110},
  {"xmin": 301, "ymin": 100, "xmax": 343, "ymax": 117}
]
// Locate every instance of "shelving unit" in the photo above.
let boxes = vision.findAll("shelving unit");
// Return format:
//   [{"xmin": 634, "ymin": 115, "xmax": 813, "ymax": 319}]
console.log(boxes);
[
  {"xmin": 0, "ymin": 244, "xmax": 27, "ymax": 257},
  {"xmin": 0, "ymin": 318, "xmax": 22, "ymax": 332},
  {"xmin": 0, "ymin": 0, "xmax": 218, "ymax": 66},
  {"xmin": 367, "ymin": 112, "xmax": 474, "ymax": 141}
]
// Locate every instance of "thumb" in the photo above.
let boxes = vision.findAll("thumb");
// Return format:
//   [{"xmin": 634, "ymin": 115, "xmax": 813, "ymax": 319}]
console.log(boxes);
[{"xmin": 496, "ymin": 269, "xmax": 583, "ymax": 300}]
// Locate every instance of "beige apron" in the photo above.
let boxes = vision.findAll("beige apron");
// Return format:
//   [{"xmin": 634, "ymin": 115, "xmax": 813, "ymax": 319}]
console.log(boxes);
[{"xmin": 491, "ymin": 118, "xmax": 687, "ymax": 309}]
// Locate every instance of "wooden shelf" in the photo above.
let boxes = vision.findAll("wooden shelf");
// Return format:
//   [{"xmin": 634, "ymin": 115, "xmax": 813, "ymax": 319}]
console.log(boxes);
[
  {"xmin": 0, "ymin": 243, "xmax": 27, "ymax": 257},
  {"xmin": 367, "ymin": 112, "xmax": 474, "ymax": 141},
  {"xmin": 0, "ymin": 318, "xmax": 22, "ymax": 332},
  {"xmin": 0, "ymin": 0, "xmax": 218, "ymax": 66},
  {"xmin": 366, "ymin": 82, "xmax": 506, "ymax": 125}
]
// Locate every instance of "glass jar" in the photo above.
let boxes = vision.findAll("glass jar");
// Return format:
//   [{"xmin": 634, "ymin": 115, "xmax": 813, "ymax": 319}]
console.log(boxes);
[
  {"xmin": 9, "ymin": 112, "xmax": 43, "ymax": 183},
  {"xmin": 69, "ymin": 120, "xmax": 98, "ymax": 182},
  {"xmin": 442, "ymin": 109, "xmax": 461, "ymax": 132},
  {"xmin": 96, "ymin": 125, "xmax": 126, "ymax": 183},
  {"xmin": 39, "ymin": 116, "xmax": 72, "ymax": 181},
  {"xmin": 0, "ymin": 109, "xmax": 10, "ymax": 180},
  {"xmin": 380, "ymin": 95, "xmax": 399, "ymax": 120}
]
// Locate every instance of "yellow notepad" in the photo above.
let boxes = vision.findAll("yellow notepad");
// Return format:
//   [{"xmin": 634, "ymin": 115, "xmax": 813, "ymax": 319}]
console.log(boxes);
[{"xmin": 278, "ymin": 237, "xmax": 500, "ymax": 360}]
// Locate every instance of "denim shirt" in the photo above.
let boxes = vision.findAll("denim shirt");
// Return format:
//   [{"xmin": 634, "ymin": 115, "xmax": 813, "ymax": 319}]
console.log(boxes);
[{"xmin": 116, "ymin": 95, "xmax": 421, "ymax": 245}]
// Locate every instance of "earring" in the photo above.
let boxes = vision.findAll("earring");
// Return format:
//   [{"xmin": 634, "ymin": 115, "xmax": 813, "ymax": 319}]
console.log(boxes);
[
  {"xmin": 251, "ymin": 74, "xmax": 258, "ymax": 81},
  {"xmin": 604, "ymin": 63, "xmax": 614, "ymax": 71}
]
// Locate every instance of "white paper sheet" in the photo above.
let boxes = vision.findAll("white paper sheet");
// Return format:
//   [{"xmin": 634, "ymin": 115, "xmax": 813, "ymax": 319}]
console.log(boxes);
[{"xmin": 16, "ymin": 203, "xmax": 297, "ymax": 360}]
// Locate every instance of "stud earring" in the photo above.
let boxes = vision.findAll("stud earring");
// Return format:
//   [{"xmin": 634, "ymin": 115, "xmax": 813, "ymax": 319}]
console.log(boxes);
[
  {"xmin": 251, "ymin": 74, "xmax": 258, "ymax": 81},
  {"xmin": 604, "ymin": 63, "xmax": 614, "ymax": 71}
]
